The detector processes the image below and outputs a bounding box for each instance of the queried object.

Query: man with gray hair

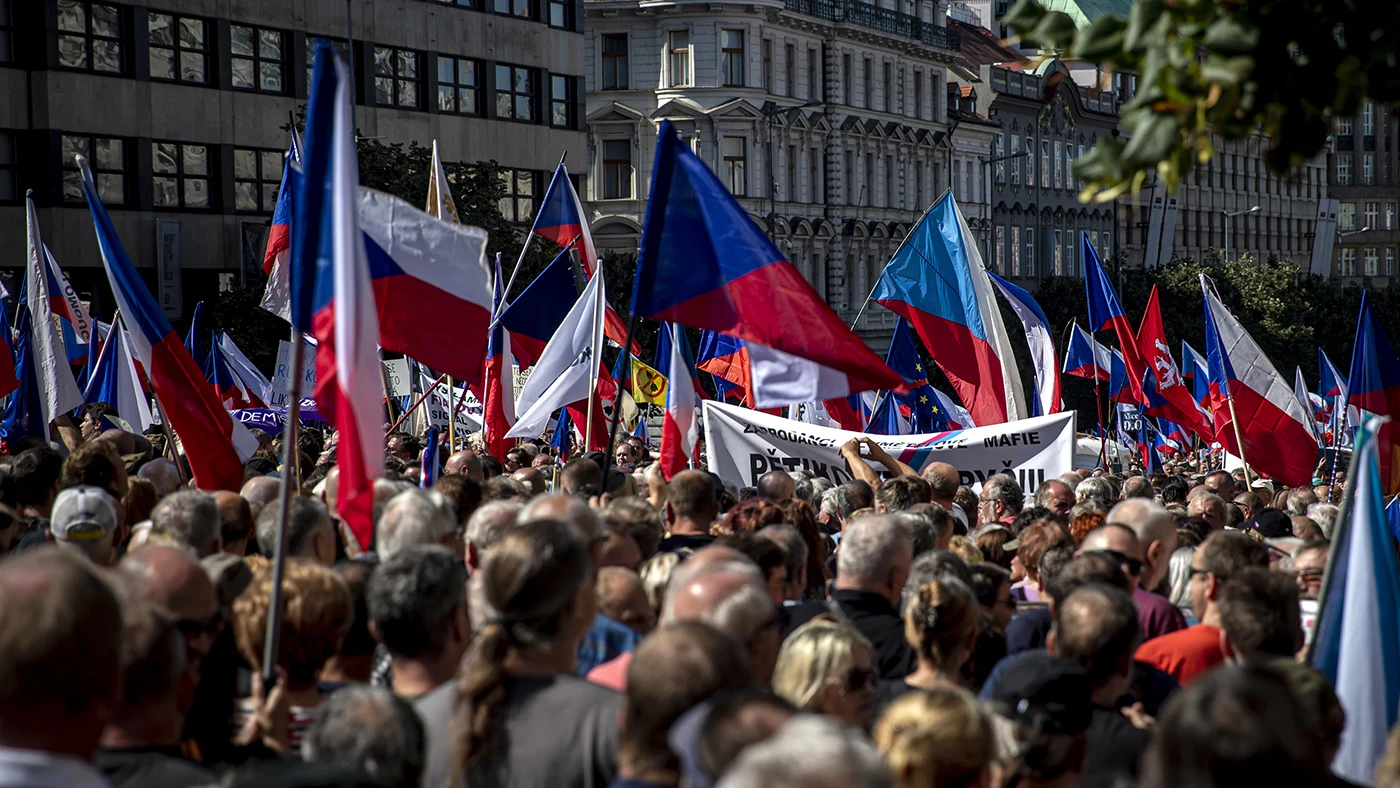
[254,495,336,566]
[588,546,779,690]
[1120,476,1155,501]
[1187,491,1227,532]
[302,685,425,787]
[1034,479,1077,518]
[788,472,814,506]
[376,489,457,562]
[784,513,915,679]
[521,493,604,544]
[716,715,893,788]
[150,490,221,557]
[978,474,1024,527]
[464,500,523,570]
[367,545,469,699]
[1306,502,1340,540]
[1076,476,1114,505]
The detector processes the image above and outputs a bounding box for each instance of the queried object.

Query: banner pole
[497,152,568,306]
[601,311,643,482]
[446,375,456,451]
[583,267,606,452]
[261,324,304,686]
[1224,391,1254,487]
[386,372,448,435]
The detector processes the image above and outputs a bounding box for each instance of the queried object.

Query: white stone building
[581,0,965,347]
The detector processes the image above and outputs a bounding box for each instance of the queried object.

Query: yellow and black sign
[631,358,668,406]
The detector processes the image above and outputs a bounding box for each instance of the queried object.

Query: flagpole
[111,309,186,482]
[1094,372,1107,470]
[262,323,304,686]
[602,312,642,479]
[446,376,456,451]
[487,233,582,335]
[1224,391,1254,487]
[387,371,449,435]
[498,151,567,304]
[848,189,946,329]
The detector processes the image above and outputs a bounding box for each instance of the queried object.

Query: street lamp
[978,150,1030,264]
[1222,205,1260,262]
[762,99,824,241]
[1339,225,1372,238]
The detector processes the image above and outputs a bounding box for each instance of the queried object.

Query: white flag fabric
[112,327,154,432]
[507,267,605,440]
[218,332,274,404]
[24,194,84,425]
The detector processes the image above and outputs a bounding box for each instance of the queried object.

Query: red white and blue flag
[77,160,256,490]
[294,41,385,547]
[24,193,85,427]
[483,253,517,461]
[1346,291,1400,492]
[631,121,897,408]
[260,132,302,322]
[1062,322,1113,381]
[659,322,699,479]
[1201,275,1317,487]
[1084,232,1146,405]
[872,193,1024,425]
[81,320,153,432]
[988,271,1061,417]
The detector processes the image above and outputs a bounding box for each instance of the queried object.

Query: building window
[550,75,574,128]
[807,47,818,100]
[548,0,571,28]
[721,30,744,87]
[437,57,480,115]
[785,43,795,96]
[667,31,690,88]
[1340,202,1357,231]
[373,47,420,108]
[862,57,872,109]
[1363,103,1375,136]
[152,141,210,209]
[57,1,123,73]
[495,64,535,121]
[994,225,1004,274]
[1337,154,1352,185]
[493,0,532,19]
[1387,202,1397,230]
[0,132,14,201]
[1010,134,1020,185]
[1364,154,1375,184]
[601,34,628,90]
[1366,202,1379,231]
[1365,247,1379,276]
[230,25,284,93]
[786,145,797,201]
[808,147,819,203]
[62,135,124,204]
[148,13,206,83]
[1053,229,1063,274]
[1024,226,1035,276]
[1340,247,1356,276]
[913,70,923,120]
[884,156,893,207]
[1337,116,1353,136]
[723,136,747,196]
[842,53,852,104]
[602,139,631,200]
[1053,140,1062,189]
[0,0,11,63]
[763,38,774,92]
[427,0,479,8]
[913,161,922,208]
[844,150,853,203]
[233,148,283,212]
[1388,248,1396,276]
[865,153,873,203]
[1010,226,1020,276]
[882,62,892,112]
[498,169,537,223]
[1025,137,1035,192]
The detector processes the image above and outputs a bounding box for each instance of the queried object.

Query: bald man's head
[119,545,217,624]
[445,451,483,481]
[1106,498,1177,590]
[520,493,603,542]
[137,458,182,497]
[98,428,138,457]
[921,462,959,500]
[511,467,546,497]
[756,472,795,501]
[240,476,281,521]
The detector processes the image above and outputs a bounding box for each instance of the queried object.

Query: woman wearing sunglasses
[772,615,878,730]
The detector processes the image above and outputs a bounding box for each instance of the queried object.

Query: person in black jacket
[782,514,914,681]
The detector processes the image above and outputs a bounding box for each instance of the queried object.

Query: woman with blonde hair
[875,687,995,788]
[875,578,979,713]
[772,614,877,729]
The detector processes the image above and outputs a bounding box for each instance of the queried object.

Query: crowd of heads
[0,417,1394,788]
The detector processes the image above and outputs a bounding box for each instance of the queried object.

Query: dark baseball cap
[1248,507,1293,539]
[987,652,1093,736]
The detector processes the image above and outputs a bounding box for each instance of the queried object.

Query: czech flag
[24,193,85,428]
[1181,340,1214,417]
[419,426,440,488]
[82,320,153,432]
[988,271,1061,417]
[184,301,208,375]
[260,133,301,322]
[498,247,577,370]
[77,161,255,491]
[696,331,753,404]
[1084,232,1146,405]
[531,164,637,354]
[1107,348,1133,403]
[1063,322,1112,381]
[872,193,1024,426]
[1200,275,1318,487]
[659,321,699,479]
[483,253,517,461]
[632,121,897,407]
[295,41,385,547]
[39,244,94,366]
[217,332,274,407]
[1346,291,1400,493]
[1320,347,1358,446]
[0,293,17,399]
[207,337,263,410]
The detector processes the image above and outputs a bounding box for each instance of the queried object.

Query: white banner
[270,340,317,407]
[414,371,483,434]
[384,358,412,398]
[702,401,1075,491]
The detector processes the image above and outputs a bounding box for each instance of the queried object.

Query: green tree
[1004,0,1400,200]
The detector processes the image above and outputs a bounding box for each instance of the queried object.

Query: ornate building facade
[581,0,963,347]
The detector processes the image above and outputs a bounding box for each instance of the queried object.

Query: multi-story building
[582,0,963,348]
[1327,101,1400,284]
[0,0,586,320]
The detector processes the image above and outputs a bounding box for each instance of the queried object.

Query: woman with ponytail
[873,578,979,715]
[417,519,620,788]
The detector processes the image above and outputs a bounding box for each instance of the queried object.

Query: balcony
[784,0,961,51]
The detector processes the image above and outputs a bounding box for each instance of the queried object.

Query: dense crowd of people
[0,407,1394,787]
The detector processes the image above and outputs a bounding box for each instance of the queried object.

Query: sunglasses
[1096,549,1144,577]
[841,667,877,693]
[177,610,226,640]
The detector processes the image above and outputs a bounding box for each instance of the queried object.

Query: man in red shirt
[1135,531,1269,685]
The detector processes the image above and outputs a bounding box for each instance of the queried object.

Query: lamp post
[1222,205,1260,262]
[762,99,823,241]
[978,149,1030,265]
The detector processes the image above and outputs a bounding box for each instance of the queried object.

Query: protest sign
[270,340,317,407]
[702,401,1075,491]
[413,369,483,434]
[384,358,412,398]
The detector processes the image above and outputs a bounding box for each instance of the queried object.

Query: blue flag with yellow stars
[885,318,948,432]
